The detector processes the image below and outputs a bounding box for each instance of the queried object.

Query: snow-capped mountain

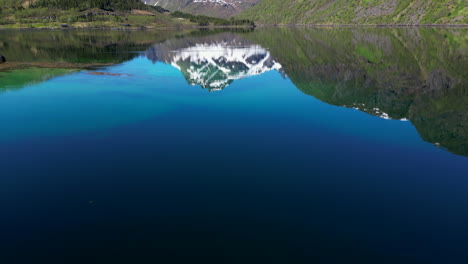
[145,33,282,91]
[143,0,261,18]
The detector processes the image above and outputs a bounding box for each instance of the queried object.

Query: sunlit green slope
[237,0,467,25]
[0,0,182,28]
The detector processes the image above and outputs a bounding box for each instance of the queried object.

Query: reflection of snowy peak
[169,43,281,91]
[144,33,283,91]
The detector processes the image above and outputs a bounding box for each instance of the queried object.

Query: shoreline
[0,25,255,30]
[0,24,466,30]
[0,62,117,71]
[255,24,468,28]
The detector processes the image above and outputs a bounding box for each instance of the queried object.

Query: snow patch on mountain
[144,0,261,18]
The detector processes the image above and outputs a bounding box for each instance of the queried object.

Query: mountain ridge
[236,0,467,25]
[144,0,260,18]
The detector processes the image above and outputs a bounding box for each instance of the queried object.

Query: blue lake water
[0,28,467,263]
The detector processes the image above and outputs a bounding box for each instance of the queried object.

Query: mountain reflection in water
[1,28,468,263]
[142,29,467,157]
[0,28,466,156]
[145,33,282,91]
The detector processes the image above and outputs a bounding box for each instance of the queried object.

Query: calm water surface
[0,28,467,263]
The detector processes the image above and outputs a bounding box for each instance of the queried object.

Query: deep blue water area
[0,28,467,263]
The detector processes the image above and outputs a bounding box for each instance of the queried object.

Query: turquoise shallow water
[0,61,413,141]
[0,59,437,148]
[0,28,467,263]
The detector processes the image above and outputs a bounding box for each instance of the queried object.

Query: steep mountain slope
[144,0,260,18]
[237,0,467,25]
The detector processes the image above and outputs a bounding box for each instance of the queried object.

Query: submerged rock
[0,54,5,64]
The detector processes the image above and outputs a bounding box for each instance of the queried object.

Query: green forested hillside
[0,0,254,28]
[170,11,254,26]
[237,0,467,25]
[32,0,150,11]
[0,0,152,11]
[0,0,187,28]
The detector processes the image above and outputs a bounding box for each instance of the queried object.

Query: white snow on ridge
[193,0,229,6]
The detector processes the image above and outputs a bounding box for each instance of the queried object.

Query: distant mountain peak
[144,0,261,18]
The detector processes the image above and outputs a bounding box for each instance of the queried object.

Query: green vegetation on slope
[0,0,256,28]
[0,0,189,28]
[32,0,150,11]
[237,0,467,25]
[171,11,254,26]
